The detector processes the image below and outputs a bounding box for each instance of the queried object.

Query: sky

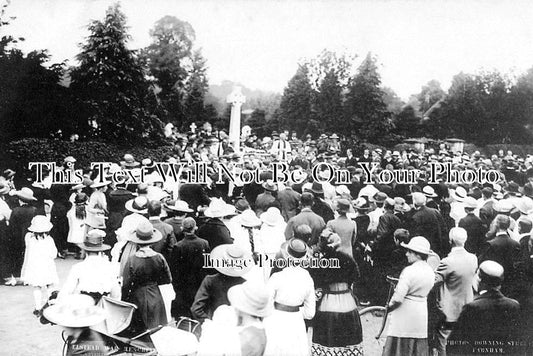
[4,0,533,100]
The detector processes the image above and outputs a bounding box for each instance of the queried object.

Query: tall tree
[0,1,76,141]
[142,16,198,126]
[182,50,209,127]
[417,79,446,114]
[70,3,163,144]
[314,69,344,131]
[279,64,315,136]
[393,105,420,138]
[344,53,394,145]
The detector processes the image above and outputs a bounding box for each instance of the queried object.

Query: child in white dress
[21,215,59,316]
[67,193,88,259]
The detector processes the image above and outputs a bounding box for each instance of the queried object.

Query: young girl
[21,215,59,316]
[67,193,88,259]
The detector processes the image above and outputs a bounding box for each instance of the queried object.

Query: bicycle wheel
[359,306,388,355]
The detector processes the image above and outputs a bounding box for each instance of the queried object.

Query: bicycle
[358,275,399,354]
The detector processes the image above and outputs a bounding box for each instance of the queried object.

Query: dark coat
[479,200,496,228]
[312,197,334,224]
[197,218,233,250]
[150,218,177,263]
[190,273,245,322]
[277,187,301,221]
[9,204,37,273]
[451,289,521,344]
[408,205,449,257]
[374,211,402,264]
[255,192,277,215]
[122,252,172,331]
[459,213,488,256]
[179,184,211,212]
[170,233,210,318]
[106,188,135,242]
[479,233,521,298]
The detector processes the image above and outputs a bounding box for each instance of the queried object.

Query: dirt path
[0,258,75,356]
[1,257,384,355]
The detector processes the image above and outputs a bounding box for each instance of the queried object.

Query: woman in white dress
[264,238,316,356]
[67,193,88,259]
[21,216,59,316]
[382,236,435,356]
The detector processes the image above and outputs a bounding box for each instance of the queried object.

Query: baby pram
[90,297,199,356]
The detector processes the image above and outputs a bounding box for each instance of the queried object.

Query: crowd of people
[1,129,533,356]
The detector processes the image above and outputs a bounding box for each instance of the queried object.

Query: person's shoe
[57,252,65,259]
[359,300,371,306]
[5,276,17,286]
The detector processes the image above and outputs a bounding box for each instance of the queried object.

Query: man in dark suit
[516,218,533,339]
[170,218,210,319]
[179,183,211,213]
[478,187,496,228]
[479,214,521,298]
[106,182,135,246]
[285,192,325,245]
[408,192,449,257]
[277,182,301,222]
[197,200,233,250]
[459,197,487,256]
[255,181,278,216]
[449,261,522,356]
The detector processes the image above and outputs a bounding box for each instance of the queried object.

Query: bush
[5,138,176,181]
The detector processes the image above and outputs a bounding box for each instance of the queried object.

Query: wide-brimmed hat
[228,280,273,318]
[394,197,411,213]
[3,169,16,179]
[239,209,262,227]
[422,186,438,198]
[336,198,351,213]
[164,200,193,213]
[121,154,140,168]
[329,133,339,139]
[204,199,236,218]
[516,198,533,215]
[0,182,10,195]
[28,215,53,233]
[63,156,77,164]
[353,197,371,211]
[125,196,149,214]
[90,179,111,189]
[210,244,253,277]
[260,207,284,226]
[401,236,432,255]
[310,182,323,194]
[82,229,111,251]
[43,294,106,328]
[14,187,37,202]
[335,185,350,196]
[262,180,278,192]
[451,186,467,202]
[463,196,478,210]
[494,199,514,213]
[129,219,163,245]
[234,199,251,213]
[280,238,311,260]
[370,192,388,203]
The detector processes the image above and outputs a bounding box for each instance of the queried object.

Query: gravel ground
[1,257,384,356]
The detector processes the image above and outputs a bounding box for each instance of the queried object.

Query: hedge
[3,138,176,180]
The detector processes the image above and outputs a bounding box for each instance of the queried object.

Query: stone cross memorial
[226,86,246,152]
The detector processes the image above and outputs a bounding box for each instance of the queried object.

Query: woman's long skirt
[312,282,363,356]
